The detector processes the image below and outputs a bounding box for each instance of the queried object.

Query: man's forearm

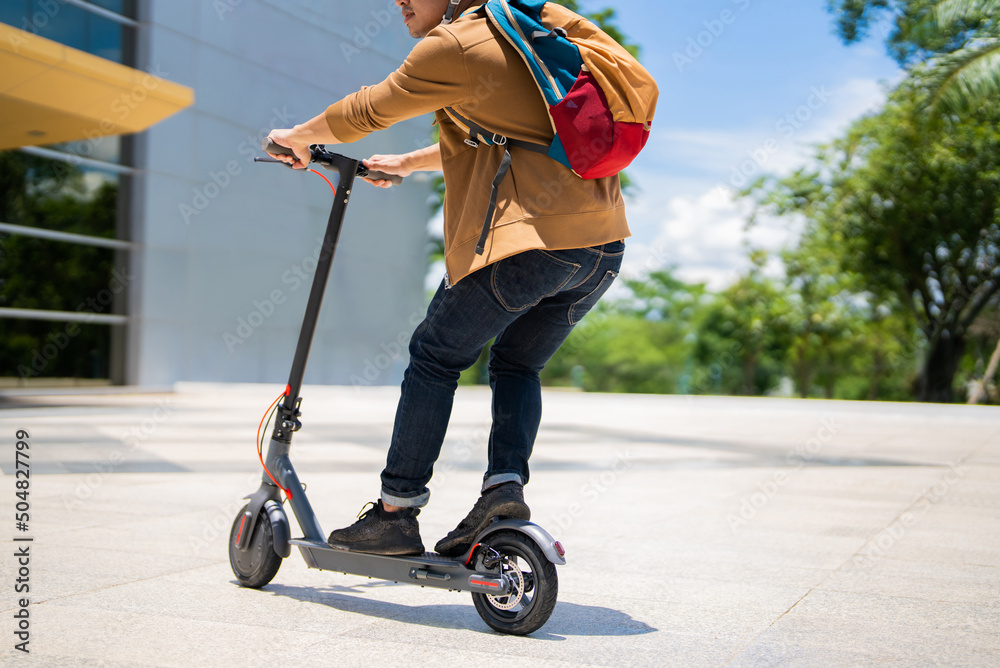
[267,112,342,168]
[269,113,442,178]
[402,143,442,172]
[359,143,442,187]
[288,112,342,147]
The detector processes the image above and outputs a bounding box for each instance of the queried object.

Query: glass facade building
[1,1,430,388]
[1,1,139,386]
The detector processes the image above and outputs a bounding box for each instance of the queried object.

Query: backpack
[443,0,659,254]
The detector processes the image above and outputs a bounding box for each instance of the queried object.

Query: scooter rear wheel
[472,530,558,635]
[229,504,282,588]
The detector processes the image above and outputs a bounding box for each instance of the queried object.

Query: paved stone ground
[0,383,997,666]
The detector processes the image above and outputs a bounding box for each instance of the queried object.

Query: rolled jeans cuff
[380,487,430,509]
[482,472,524,492]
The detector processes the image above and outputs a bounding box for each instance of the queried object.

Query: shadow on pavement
[254,581,657,638]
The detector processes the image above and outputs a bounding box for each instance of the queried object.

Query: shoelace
[354,501,377,523]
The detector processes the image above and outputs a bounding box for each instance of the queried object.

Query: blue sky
[577,0,905,288]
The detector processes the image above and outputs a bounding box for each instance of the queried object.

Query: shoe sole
[327,540,425,557]
[435,499,531,556]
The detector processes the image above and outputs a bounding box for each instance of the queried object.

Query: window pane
[0,235,119,312]
[0,1,131,386]
[0,318,114,384]
[46,135,124,166]
[0,3,30,28]
[0,3,133,65]
[30,2,91,52]
[0,151,120,238]
[87,5,125,62]
[0,150,123,385]
[83,0,134,19]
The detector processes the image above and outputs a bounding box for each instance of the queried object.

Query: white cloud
[622,186,802,291]
[646,78,890,189]
[622,76,892,290]
[783,77,893,152]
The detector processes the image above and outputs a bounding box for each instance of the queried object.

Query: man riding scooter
[266,0,641,557]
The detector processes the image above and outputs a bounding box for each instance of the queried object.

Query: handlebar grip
[261,138,299,159]
[358,165,404,186]
[259,137,404,185]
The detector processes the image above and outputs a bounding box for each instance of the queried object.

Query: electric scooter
[228,139,566,635]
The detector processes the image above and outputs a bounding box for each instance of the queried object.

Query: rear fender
[472,519,566,565]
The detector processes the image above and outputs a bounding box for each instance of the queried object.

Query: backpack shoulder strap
[444,107,546,255]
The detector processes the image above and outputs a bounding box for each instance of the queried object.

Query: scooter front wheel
[472,530,558,635]
[229,504,282,588]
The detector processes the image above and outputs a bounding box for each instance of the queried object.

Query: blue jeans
[380,240,625,508]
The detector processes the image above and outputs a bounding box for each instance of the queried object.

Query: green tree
[779,238,920,400]
[777,242,857,399]
[541,310,687,393]
[829,0,1000,114]
[541,268,703,393]
[749,85,1000,402]
[693,252,787,396]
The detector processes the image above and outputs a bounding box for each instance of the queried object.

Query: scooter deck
[290,539,509,595]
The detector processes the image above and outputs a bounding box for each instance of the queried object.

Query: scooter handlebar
[258,138,404,186]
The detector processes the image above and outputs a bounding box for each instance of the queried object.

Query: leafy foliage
[691,253,786,396]
[829,0,1000,114]
[919,36,1000,114]
[541,269,701,393]
[746,84,1000,401]
[535,254,923,400]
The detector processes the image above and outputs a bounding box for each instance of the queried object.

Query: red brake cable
[307,168,337,194]
[257,390,293,499]
[254,168,336,499]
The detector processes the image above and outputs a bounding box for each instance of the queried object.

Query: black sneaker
[434,482,530,557]
[327,500,425,556]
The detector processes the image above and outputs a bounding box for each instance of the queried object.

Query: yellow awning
[0,23,194,150]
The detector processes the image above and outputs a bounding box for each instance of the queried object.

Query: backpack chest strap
[445,107,547,154]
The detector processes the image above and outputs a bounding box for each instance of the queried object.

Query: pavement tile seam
[336,622,660,666]
[37,594,374,648]
[33,538,221,563]
[0,651,168,668]
[840,553,1000,572]
[317,637,610,668]
[814,586,1000,609]
[29,558,226,607]
[739,596,1000,660]
[723,583,904,665]
[834,469,981,557]
[7,609,343,667]
[34,561,496,634]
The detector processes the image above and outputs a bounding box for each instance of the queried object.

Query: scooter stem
[273,152,360,443]
[252,152,360,543]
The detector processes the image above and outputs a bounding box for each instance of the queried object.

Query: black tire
[229,504,282,588]
[472,530,558,635]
